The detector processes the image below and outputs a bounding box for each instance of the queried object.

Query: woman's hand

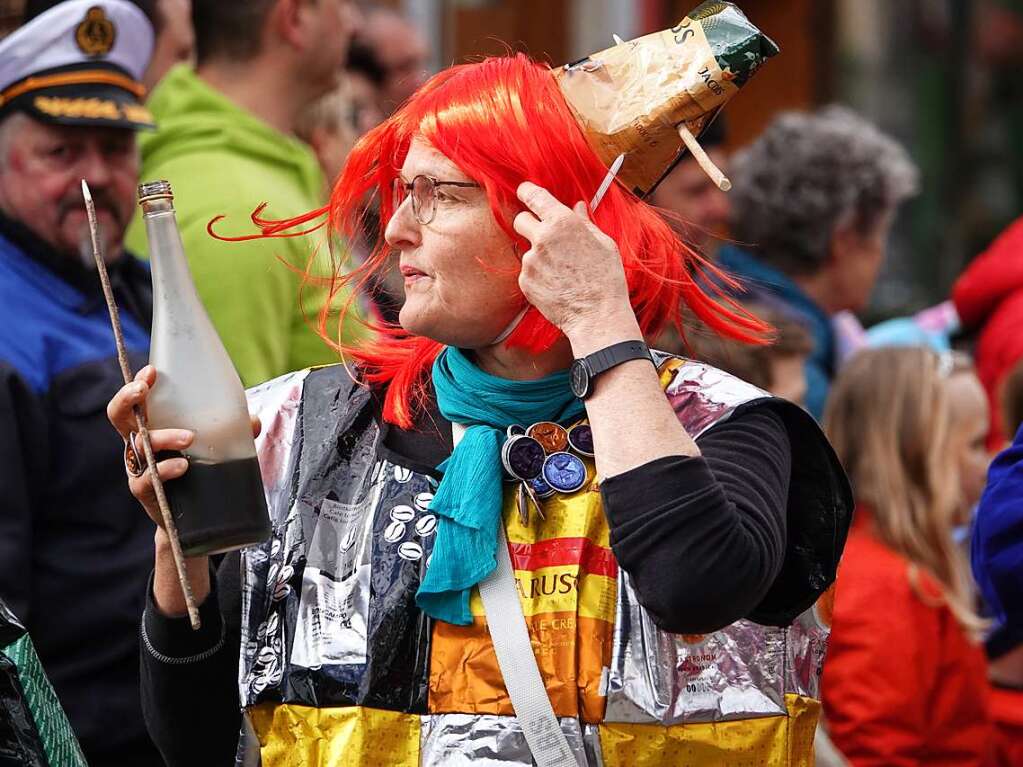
[512,182,636,342]
[107,366,262,529]
[107,365,194,529]
[513,183,698,477]
[106,365,261,617]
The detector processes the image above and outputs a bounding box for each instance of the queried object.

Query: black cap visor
[4,81,154,131]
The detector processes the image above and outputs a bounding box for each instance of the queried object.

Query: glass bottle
[138,180,270,556]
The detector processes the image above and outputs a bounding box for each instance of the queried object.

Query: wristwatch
[569,340,655,399]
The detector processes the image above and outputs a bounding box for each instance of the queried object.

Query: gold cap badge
[75,6,116,57]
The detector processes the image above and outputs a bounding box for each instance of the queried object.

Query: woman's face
[384,139,524,347]
[946,370,991,511]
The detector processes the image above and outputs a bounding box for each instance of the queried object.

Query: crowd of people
[0,1,1021,766]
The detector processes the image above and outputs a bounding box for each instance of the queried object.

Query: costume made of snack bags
[234,354,849,766]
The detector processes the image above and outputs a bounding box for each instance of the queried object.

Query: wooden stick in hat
[677,124,732,192]
[81,180,201,630]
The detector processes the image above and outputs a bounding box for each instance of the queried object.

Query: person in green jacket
[126,0,369,386]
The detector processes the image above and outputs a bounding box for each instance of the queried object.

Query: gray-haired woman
[721,105,919,418]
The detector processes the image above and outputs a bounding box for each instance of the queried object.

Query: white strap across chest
[451,423,580,767]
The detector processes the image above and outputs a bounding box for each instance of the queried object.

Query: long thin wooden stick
[677,124,732,192]
[589,152,626,211]
[82,180,200,630]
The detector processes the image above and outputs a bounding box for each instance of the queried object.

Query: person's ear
[270,0,308,51]
[308,125,329,156]
[828,218,860,268]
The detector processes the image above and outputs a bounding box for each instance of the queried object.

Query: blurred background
[1,0,1020,319]
[1,5,1020,762]
[369,0,1023,320]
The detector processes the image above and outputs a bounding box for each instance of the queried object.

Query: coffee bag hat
[553,0,778,196]
[0,0,155,130]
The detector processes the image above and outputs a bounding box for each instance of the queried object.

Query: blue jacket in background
[972,424,1023,638]
[0,213,162,766]
[717,245,835,420]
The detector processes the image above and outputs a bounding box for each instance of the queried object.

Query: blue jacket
[0,214,162,766]
[972,424,1023,640]
[718,245,835,420]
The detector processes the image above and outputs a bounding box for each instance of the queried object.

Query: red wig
[226,54,767,428]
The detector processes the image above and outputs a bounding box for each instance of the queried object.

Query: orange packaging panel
[430,612,613,723]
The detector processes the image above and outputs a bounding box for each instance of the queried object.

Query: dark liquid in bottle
[164,456,271,556]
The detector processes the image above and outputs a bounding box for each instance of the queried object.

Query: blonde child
[821,346,994,766]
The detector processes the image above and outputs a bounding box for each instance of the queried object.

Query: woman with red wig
[109,53,851,766]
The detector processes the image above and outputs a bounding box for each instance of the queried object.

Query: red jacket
[822,510,995,766]
[953,216,1023,449]
[990,685,1023,767]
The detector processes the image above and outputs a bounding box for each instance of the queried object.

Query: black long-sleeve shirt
[141,390,794,765]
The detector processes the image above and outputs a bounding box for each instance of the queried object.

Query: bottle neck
[142,202,204,314]
[140,196,174,216]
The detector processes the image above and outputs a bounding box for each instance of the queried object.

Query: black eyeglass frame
[392,175,481,225]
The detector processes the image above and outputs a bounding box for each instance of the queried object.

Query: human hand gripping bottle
[138,180,270,555]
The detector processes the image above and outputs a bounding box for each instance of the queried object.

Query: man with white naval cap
[0,2,164,763]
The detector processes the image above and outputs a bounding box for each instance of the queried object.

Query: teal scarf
[415,346,585,625]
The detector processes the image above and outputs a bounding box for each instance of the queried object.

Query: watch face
[569,360,589,398]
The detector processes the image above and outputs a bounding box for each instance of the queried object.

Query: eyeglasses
[392,175,480,225]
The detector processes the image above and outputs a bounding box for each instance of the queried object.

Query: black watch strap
[585,339,653,376]
[572,340,654,398]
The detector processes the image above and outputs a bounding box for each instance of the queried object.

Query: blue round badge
[542,452,587,494]
[529,475,557,499]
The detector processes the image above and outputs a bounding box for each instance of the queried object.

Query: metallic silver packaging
[420,714,598,766]
[231,358,845,765]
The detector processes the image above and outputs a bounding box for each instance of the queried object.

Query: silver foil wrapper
[247,370,309,522]
[240,370,309,698]
[785,604,830,700]
[420,714,603,767]
[240,364,436,712]
[661,356,770,438]
[604,357,815,726]
[232,357,836,764]
[605,570,787,724]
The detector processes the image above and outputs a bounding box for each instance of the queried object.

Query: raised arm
[106,364,249,764]
[512,181,700,478]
